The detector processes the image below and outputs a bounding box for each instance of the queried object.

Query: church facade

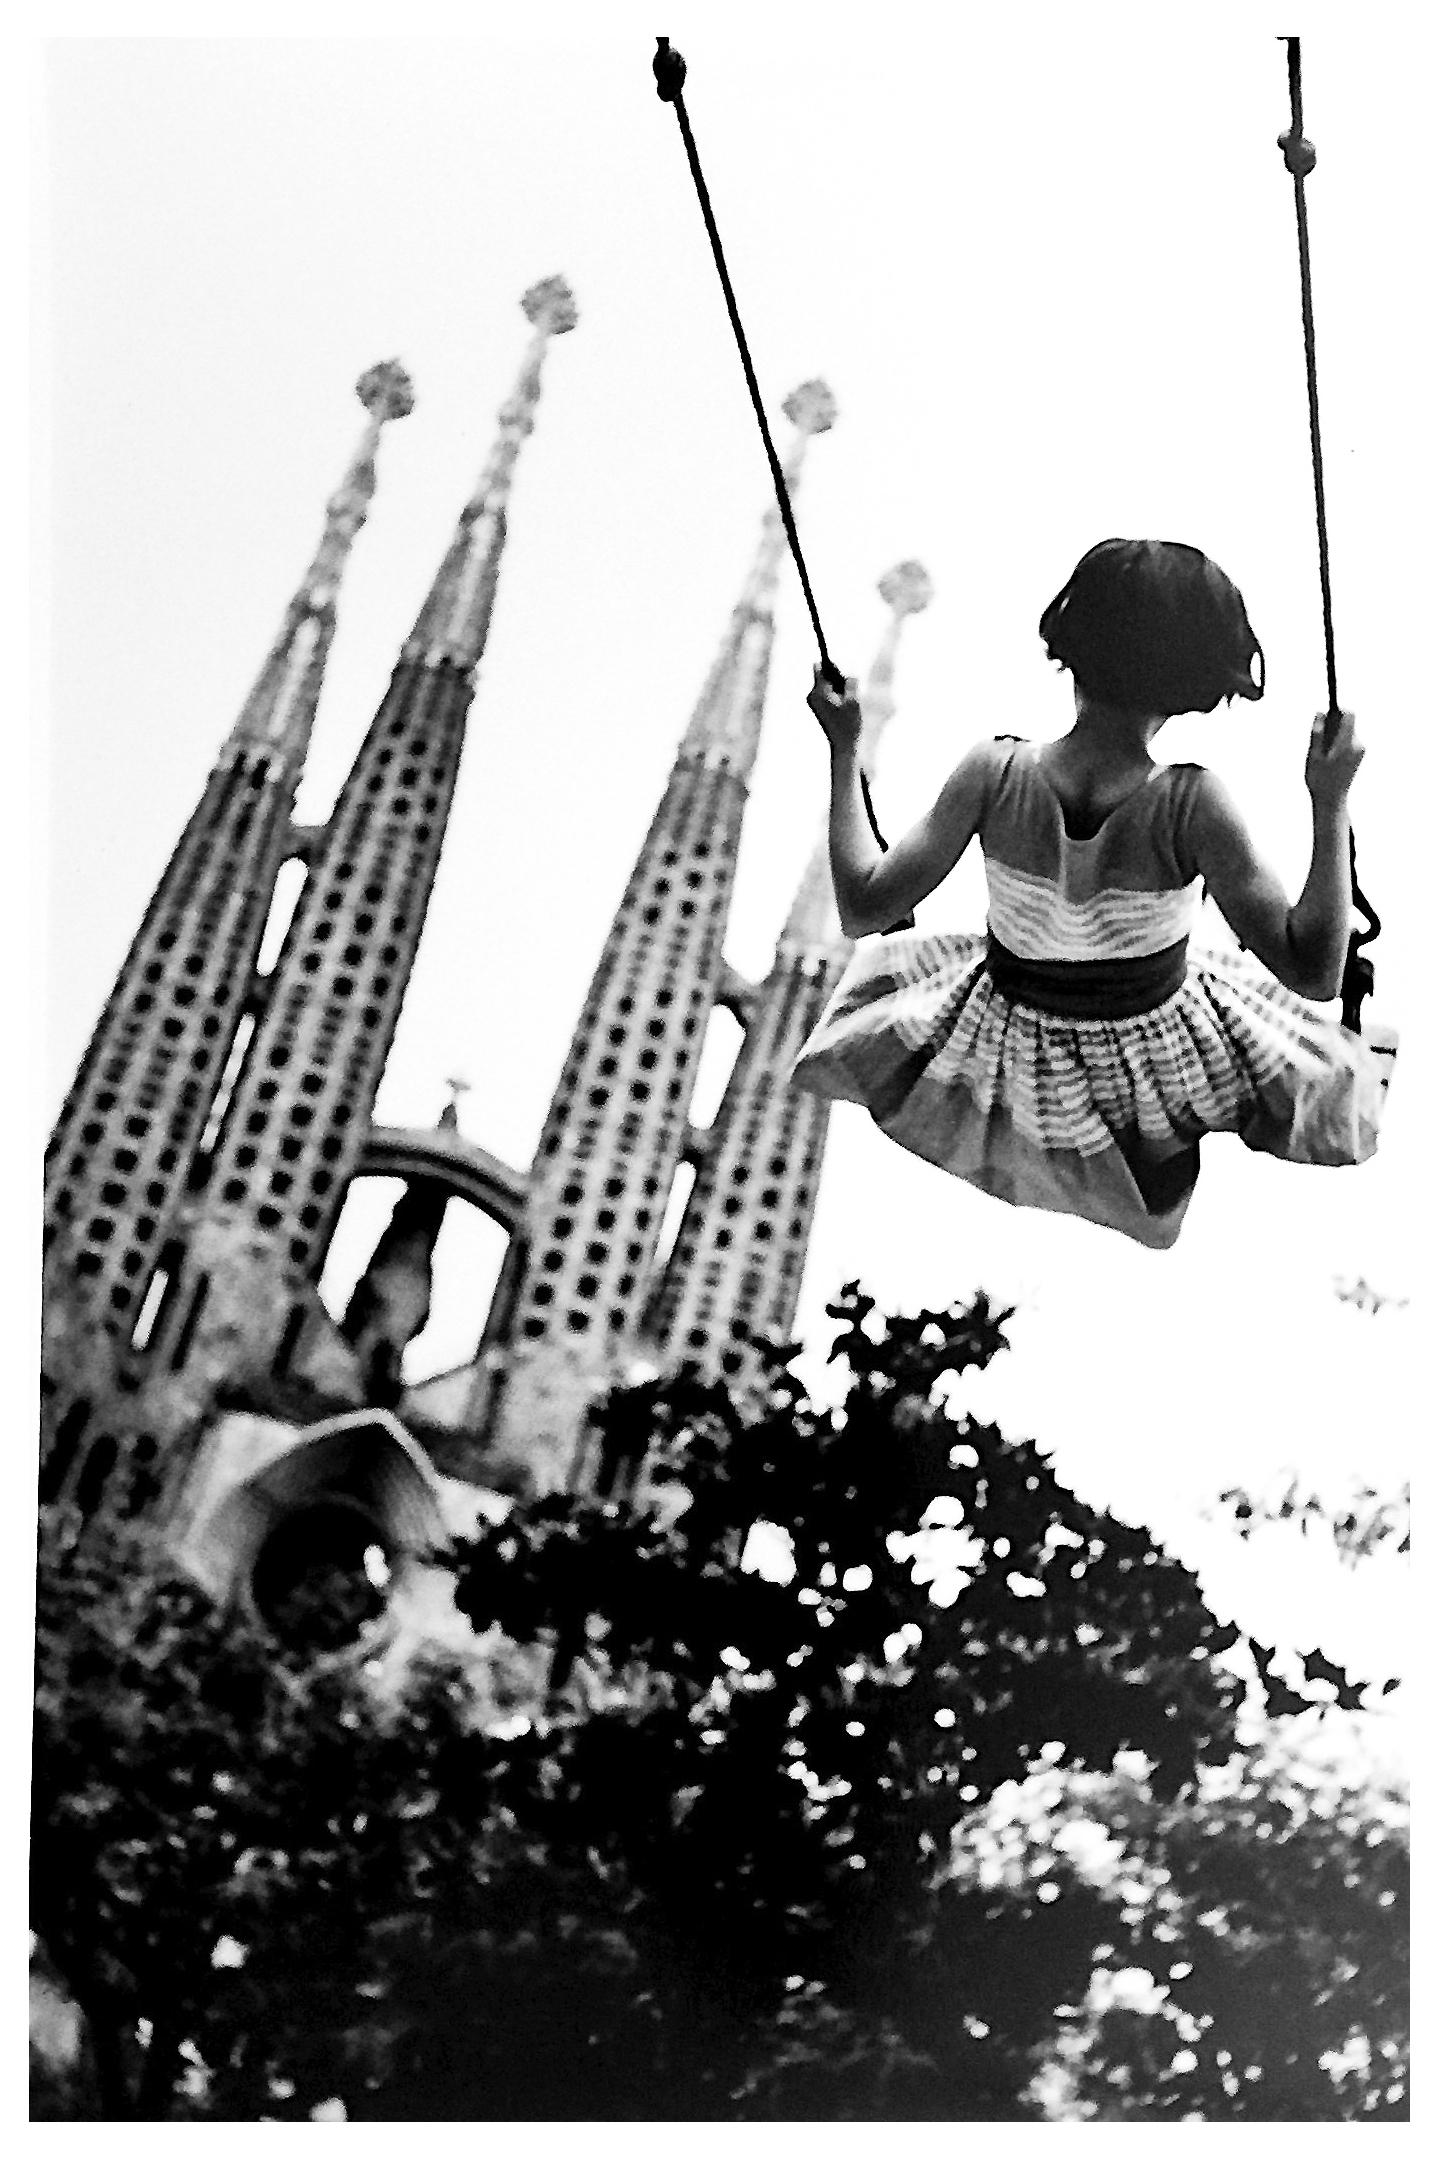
[40,278,931,1613]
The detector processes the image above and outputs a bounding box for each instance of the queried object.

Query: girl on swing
[792,537,1395,1248]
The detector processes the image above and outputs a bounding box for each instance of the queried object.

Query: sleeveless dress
[790,737,1395,1249]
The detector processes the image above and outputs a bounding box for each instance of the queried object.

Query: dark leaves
[32,1286,1403,2121]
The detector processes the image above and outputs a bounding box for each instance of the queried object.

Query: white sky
[27,2,1437,1711]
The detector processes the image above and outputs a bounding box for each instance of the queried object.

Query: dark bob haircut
[1039,538,1264,716]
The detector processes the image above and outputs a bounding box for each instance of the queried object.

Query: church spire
[228,361,415,760]
[148,285,578,1455]
[404,277,577,673]
[41,365,411,1477]
[678,380,836,777]
[481,385,837,1491]
[645,563,933,1396]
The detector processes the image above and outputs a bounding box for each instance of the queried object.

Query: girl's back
[977,736,1203,965]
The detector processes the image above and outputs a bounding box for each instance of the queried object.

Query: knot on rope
[1278,129,1317,178]
[1341,853,1381,1033]
[1341,948,1375,1035]
[653,37,687,103]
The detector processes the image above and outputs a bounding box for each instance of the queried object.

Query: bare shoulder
[1179,765,1277,892]
[931,737,1009,829]
[943,734,1021,793]
[1160,764,1243,885]
[1183,764,1248,841]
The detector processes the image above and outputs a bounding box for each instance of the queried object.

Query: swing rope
[652,34,907,911]
[653,37,840,692]
[1277,36,1379,1032]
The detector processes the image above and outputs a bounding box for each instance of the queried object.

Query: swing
[654,33,1382,1027]
[1276,38,1380,1034]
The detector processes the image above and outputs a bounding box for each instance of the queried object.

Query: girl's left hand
[1305,709,1364,807]
[807,667,863,752]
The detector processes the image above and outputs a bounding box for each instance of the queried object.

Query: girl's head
[1039,539,1264,716]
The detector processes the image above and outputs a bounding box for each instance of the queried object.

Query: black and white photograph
[23,0,1428,2124]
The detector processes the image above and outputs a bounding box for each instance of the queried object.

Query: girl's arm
[1187,710,1364,1000]
[809,671,992,937]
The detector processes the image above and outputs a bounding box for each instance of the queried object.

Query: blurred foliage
[1209,1474,1410,1567]
[31,1505,494,2120]
[951,1743,1407,2122]
[31,1285,1406,2120]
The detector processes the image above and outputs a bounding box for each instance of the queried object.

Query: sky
[27,2,1436,1729]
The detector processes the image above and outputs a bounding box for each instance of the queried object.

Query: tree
[1009,1741,1408,2120]
[31,1284,1403,2120]
[30,1506,497,2119]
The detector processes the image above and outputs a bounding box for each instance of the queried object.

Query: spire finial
[780,560,932,952]
[357,359,418,423]
[521,276,579,337]
[742,380,838,604]
[861,558,933,762]
[229,361,414,756]
[404,279,579,671]
[298,361,416,609]
[782,379,837,436]
[878,559,934,618]
[680,379,838,773]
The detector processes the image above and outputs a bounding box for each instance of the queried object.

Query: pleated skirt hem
[790,930,1395,1250]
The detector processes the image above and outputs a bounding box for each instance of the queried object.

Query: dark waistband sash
[986,934,1189,1019]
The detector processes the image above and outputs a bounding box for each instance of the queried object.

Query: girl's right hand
[807,666,863,753]
[1305,709,1364,807]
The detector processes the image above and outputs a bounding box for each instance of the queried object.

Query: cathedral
[40,277,931,1625]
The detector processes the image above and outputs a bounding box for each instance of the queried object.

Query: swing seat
[1361,1022,1399,1098]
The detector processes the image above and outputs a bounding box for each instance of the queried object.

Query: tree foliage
[952,1744,1407,2121]
[31,1508,493,2119]
[31,1285,1406,2120]
[1209,1474,1410,1567]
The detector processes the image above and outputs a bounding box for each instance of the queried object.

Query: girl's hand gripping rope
[1304,708,1364,809]
[807,665,864,755]
[809,666,919,934]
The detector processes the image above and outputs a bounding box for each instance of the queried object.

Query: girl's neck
[1064,692,1168,765]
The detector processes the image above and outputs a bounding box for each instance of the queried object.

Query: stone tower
[40,362,414,1500]
[644,562,933,1396]
[144,281,578,1464]
[481,383,837,1490]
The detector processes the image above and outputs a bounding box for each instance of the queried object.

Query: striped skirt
[789,930,1396,1249]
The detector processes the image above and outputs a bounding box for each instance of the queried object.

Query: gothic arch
[358,1125,528,1233]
